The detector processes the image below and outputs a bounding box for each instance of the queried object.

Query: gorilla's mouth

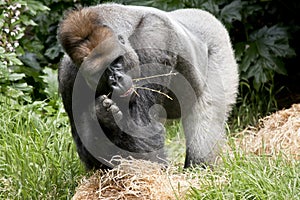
[120,87,134,98]
[110,75,134,98]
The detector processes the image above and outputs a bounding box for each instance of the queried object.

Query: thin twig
[131,87,140,97]
[132,72,178,82]
[134,86,173,100]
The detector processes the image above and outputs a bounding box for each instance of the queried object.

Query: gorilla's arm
[58,56,107,170]
[59,56,166,170]
[95,94,166,154]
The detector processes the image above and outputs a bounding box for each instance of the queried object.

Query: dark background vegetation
[1,0,299,129]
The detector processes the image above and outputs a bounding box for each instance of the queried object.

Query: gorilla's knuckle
[99,95,108,102]
[102,99,114,108]
[108,105,119,113]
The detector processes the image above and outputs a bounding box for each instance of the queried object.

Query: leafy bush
[0,0,49,102]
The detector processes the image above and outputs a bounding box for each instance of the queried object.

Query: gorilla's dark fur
[58,3,239,170]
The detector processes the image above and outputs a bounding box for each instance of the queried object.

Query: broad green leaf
[255,38,271,59]
[25,0,50,16]
[250,25,295,58]
[0,47,5,54]
[8,56,23,66]
[220,0,243,23]
[243,4,262,17]
[6,86,24,99]
[45,46,61,60]
[40,67,58,99]
[240,43,258,72]
[242,24,295,88]
[0,18,4,28]
[270,57,287,75]
[234,42,245,62]
[20,53,41,70]
[246,62,262,80]
[8,73,26,81]
[205,2,219,15]
[14,83,33,92]
[271,39,296,57]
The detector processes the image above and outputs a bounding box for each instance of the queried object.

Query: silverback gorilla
[58,3,239,170]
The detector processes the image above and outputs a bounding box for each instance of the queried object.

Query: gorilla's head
[79,34,135,98]
[58,10,139,98]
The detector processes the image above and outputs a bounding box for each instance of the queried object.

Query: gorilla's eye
[111,56,123,67]
[112,63,122,71]
[106,56,124,75]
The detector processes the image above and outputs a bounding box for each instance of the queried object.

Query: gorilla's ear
[58,8,113,65]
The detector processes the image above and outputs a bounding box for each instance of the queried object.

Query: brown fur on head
[58,8,113,65]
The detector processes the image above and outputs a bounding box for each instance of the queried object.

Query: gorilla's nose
[109,72,123,85]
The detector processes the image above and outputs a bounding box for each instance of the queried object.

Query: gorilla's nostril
[109,76,114,81]
[116,75,123,81]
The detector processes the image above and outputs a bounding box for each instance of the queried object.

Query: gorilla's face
[104,56,133,97]
[79,33,135,98]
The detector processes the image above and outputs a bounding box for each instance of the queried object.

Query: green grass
[165,122,300,199]
[228,79,280,133]
[1,94,299,199]
[0,95,84,199]
[187,149,300,199]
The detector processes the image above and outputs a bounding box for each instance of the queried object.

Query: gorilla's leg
[182,100,226,168]
[58,57,109,170]
[69,124,109,170]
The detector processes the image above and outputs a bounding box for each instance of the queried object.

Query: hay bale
[236,104,300,159]
[72,158,199,200]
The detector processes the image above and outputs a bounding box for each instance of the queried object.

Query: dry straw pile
[236,103,300,160]
[72,158,200,200]
[72,104,300,199]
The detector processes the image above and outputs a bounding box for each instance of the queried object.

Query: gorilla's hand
[95,95,123,125]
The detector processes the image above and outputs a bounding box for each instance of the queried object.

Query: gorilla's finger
[99,95,108,103]
[108,105,120,113]
[102,98,114,108]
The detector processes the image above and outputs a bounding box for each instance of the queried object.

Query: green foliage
[23,0,73,65]
[0,56,32,103]
[236,25,295,90]
[228,78,281,132]
[39,67,61,115]
[40,67,59,100]
[18,0,70,100]
[0,0,49,102]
